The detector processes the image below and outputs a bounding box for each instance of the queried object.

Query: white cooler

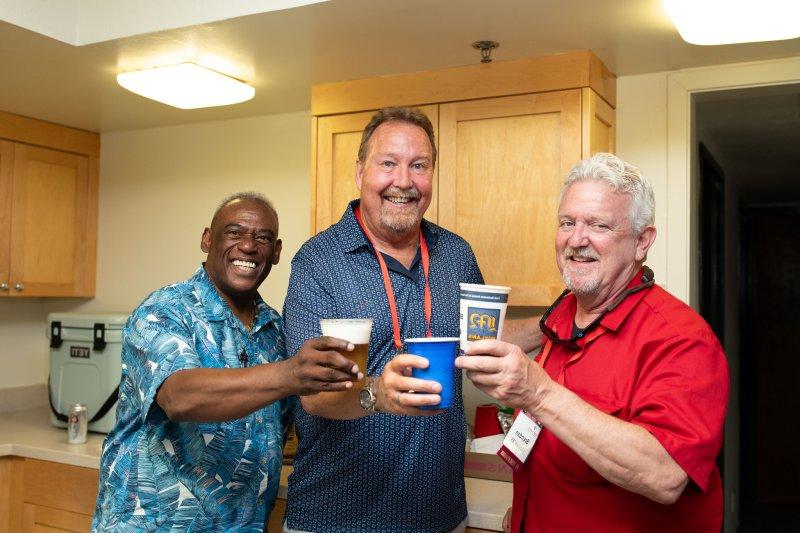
[47,312,129,434]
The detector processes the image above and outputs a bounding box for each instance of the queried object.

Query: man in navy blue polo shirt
[283,107,483,532]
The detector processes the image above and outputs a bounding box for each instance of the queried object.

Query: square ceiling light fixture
[663,0,800,45]
[117,63,255,109]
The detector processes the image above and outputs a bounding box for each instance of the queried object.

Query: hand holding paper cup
[406,337,460,409]
[459,283,511,349]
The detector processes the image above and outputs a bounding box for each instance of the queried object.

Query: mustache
[383,186,421,200]
[564,246,599,261]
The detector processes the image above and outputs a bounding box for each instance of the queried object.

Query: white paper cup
[459,283,511,348]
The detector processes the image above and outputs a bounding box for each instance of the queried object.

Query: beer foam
[320,319,372,343]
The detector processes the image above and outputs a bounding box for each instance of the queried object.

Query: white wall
[0,110,311,389]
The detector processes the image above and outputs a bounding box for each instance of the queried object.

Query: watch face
[359,387,374,410]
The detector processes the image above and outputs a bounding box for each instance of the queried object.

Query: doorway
[740,206,800,531]
[695,83,800,532]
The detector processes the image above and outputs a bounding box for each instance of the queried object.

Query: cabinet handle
[0,283,8,291]
[13,283,24,291]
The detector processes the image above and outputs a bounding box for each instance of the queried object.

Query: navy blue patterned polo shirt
[283,201,483,532]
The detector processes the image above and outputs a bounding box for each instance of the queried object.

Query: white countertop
[0,407,510,531]
[0,407,104,469]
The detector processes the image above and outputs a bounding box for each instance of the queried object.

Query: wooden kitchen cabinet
[310,51,615,306]
[0,456,99,532]
[438,90,581,305]
[0,111,99,298]
[266,497,286,533]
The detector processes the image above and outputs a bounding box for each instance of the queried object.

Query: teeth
[385,196,412,204]
[232,260,256,269]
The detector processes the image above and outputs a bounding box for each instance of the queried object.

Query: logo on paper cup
[467,307,501,341]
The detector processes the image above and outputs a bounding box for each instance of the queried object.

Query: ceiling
[1,0,799,133]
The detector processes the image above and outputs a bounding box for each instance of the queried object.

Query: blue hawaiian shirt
[92,266,290,532]
[283,201,484,532]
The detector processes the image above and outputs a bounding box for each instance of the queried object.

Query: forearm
[501,317,543,353]
[530,384,688,504]
[157,363,291,423]
[300,386,368,420]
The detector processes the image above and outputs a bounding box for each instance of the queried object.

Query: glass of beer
[319,318,372,378]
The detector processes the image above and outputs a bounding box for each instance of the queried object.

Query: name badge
[497,411,543,471]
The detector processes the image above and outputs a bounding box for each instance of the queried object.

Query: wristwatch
[359,377,378,413]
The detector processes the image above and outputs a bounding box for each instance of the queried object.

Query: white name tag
[497,411,543,471]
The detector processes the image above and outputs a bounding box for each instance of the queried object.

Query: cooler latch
[49,321,63,349]
[93,323,107,351]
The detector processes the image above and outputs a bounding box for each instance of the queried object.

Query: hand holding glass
[319,319,372,378]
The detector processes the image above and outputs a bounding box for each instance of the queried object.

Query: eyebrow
[373,151,432,160]
[223,223,275,234]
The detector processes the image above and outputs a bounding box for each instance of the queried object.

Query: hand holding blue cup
[405,337,460,410]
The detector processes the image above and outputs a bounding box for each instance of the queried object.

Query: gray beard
[379,206,422,234]
[562,269,601,296]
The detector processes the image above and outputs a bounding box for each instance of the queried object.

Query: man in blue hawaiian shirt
[92,192,361,532]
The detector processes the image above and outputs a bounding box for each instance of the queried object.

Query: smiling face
[201,199,282,308]
[556,180,655,308]
[355,121,434,244]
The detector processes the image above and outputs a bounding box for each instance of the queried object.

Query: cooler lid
[47,312,128,329]
[47,312,129,336]
[47,312,129,346]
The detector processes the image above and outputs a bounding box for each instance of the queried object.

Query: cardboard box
[464,451,513,482]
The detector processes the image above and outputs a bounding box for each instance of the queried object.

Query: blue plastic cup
[405,337,461,410]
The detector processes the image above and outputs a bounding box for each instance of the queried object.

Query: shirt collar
[336,199,439,254]
[191,265,281,331]
[546,267,651,334]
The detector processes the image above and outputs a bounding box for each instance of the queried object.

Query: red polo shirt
[511,274,729,532]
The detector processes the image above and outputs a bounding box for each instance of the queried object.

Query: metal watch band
[359,377,377,413]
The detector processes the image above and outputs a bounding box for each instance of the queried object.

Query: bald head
[210,192,278,232]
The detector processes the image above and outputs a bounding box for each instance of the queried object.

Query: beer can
[67,403,88,444]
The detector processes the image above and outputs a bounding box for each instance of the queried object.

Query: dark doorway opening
[697,143,726,485]
[698,143,725,343]
[739,205,800,532]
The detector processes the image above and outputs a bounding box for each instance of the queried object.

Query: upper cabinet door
[582,88,616,157]
[8,144,94,297]
[0,140,12,294]
[313,105,438,234]
[438,90,582,306]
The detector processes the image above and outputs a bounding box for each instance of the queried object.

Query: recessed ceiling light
[116,63,255,109]
[663,0,800,45]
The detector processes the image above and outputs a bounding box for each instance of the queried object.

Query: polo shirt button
[256,416,263,423]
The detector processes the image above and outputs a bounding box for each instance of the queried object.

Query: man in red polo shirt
[457,153,728,532]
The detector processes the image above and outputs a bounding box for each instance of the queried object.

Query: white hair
[560,153,655,235]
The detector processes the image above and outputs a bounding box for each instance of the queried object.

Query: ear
[201,228,212,253]
[272,239,283,265]
[634,225,657,262]
[355,160,364,191]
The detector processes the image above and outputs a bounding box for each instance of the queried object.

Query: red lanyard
[354,206,432,350]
